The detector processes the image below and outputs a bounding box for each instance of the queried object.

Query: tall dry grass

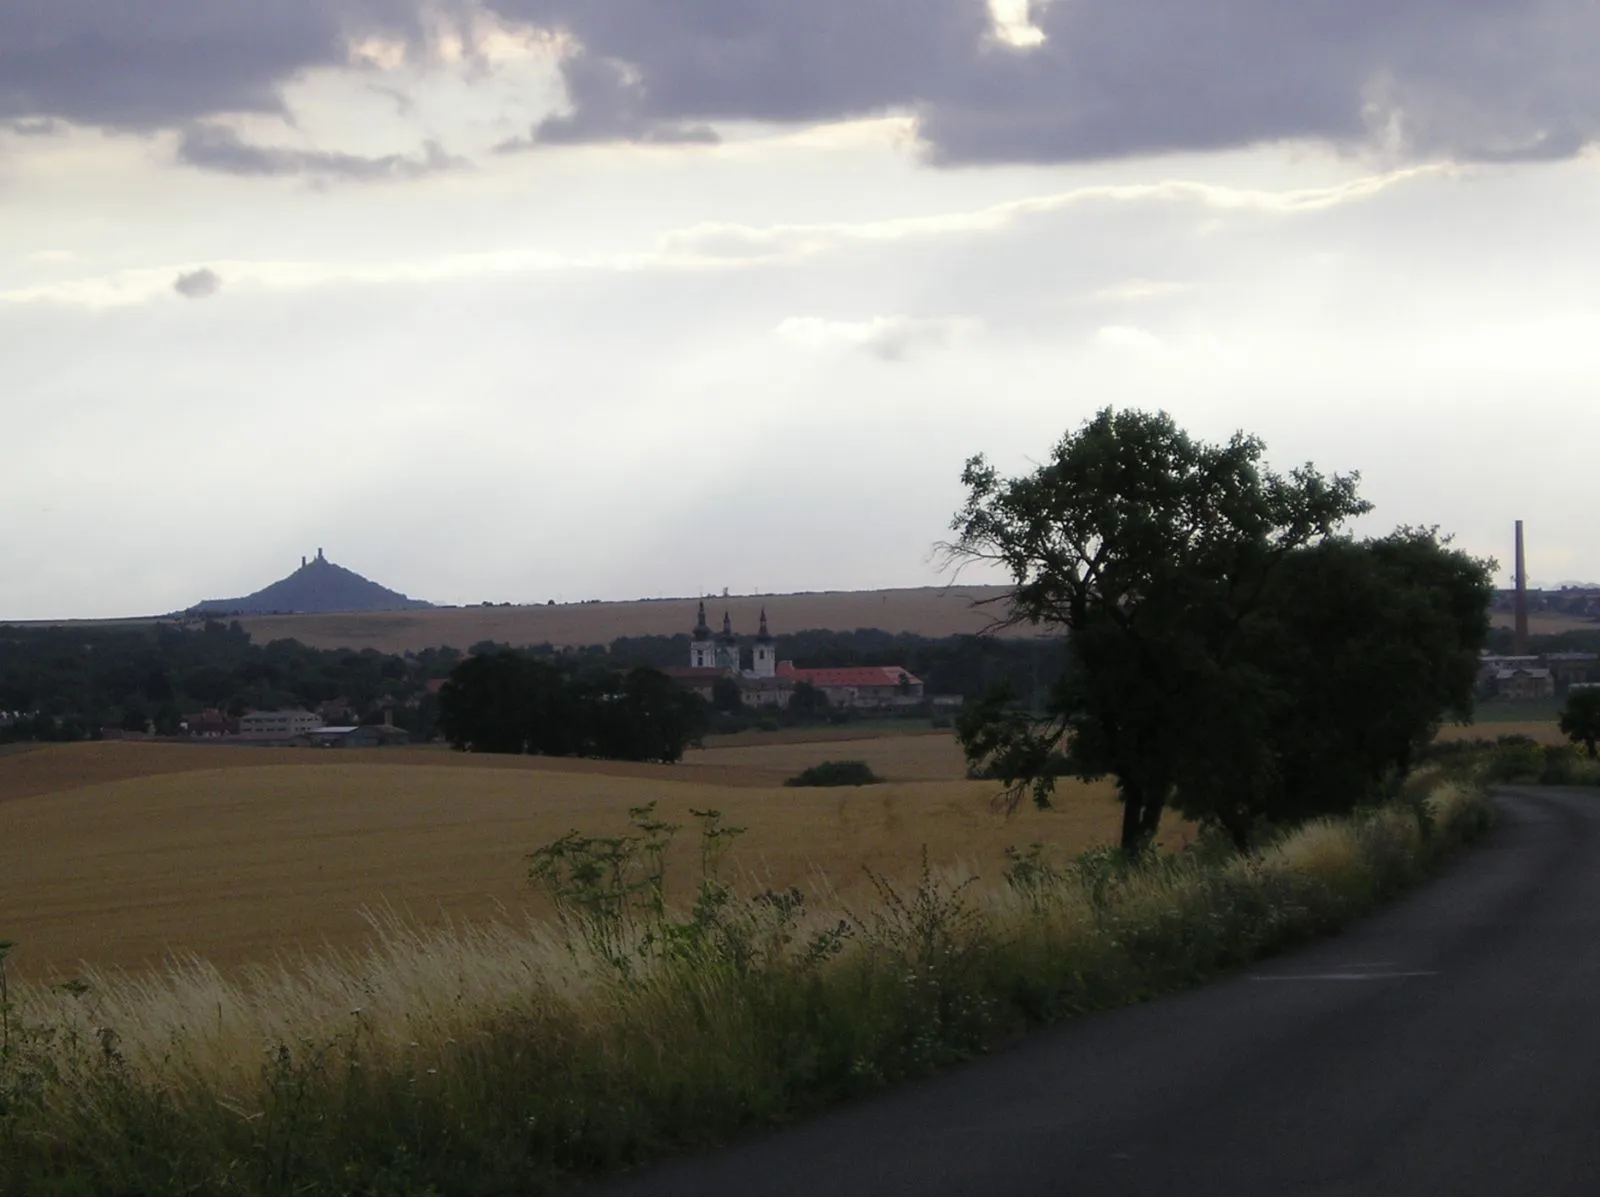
[0,781,1493,1197]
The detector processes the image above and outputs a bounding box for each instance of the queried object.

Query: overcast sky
[3,0,1597,619]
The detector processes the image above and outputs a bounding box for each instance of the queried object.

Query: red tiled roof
[778,665,921,688]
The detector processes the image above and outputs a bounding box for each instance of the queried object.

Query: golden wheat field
[1435,720,1565,745]
[1488,610,1599,635]
[0,735,1169,980]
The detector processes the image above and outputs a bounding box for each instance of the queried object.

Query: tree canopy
[950,408,1490,852]
[1559,688,1600,760]
[437,652,710,763]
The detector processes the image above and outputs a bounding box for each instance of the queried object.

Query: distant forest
[0,620,1070,743]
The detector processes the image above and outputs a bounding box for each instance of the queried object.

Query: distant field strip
[233,586,1018,651]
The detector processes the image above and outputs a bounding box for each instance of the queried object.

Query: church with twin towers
[687,601,778,678]
[671,600,929,711]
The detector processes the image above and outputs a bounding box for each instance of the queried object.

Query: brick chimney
[1514,520,1529,656]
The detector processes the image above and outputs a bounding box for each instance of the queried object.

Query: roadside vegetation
[1425,689,1600,787]
[0,779,1489,1197]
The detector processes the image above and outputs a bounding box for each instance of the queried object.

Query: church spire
[693,600,712,639]
[756,607,773,643]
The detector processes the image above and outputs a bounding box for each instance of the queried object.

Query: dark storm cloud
[487,0,990,127]
[487,0,1600,163]
[173,268,222,299]
[496,53,718,150]
[0,0,427,129]
[177,125,468,180]
[5,118,61,136]
[919,0,1600,164]
[4,0,1599,164]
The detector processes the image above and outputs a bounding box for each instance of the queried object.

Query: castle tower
[714,610,741,672]
[690,600,715,668]
[752,608,776,678]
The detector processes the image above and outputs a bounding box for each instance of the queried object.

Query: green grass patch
[0,781,1493,1197]
[1470,698,1565,724]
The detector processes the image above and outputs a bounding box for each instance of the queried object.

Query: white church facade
[688,601,778,677]
[668,602,925,710]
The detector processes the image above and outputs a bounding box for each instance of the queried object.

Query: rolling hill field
[226,586,1020,653]
[21,585,1589,655]
[0,734,1166,979]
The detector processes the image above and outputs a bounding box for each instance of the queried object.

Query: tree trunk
[1119,779,1166,856]
[1218,807,1252,852]
[1119,792,1144,855]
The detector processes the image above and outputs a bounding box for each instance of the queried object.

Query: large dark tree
[948,408,1370,854]
[1185,528,1493,846]
[1559,688,1600,760]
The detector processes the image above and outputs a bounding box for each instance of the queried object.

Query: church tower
[690,600,715,668]
[714,610,741,672]
[752,608,776,678]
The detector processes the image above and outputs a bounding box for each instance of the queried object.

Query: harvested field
[0,741,780,808]
[687,730,968,782]
[228,586,1019,653]
[0,738,1175,979]
[1436,720,1565,746]
[1488,610,1598,635]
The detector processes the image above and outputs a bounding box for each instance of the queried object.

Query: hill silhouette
[188,550,432,616]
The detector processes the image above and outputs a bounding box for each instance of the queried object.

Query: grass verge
[0,778,1492,1197]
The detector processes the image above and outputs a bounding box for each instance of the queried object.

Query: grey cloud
[487,0,1600,164]
[6,0,1599,166]
[0,0,429,130]
[495,53,717,151]
[5,118,61,136]
[173,268,223,299]
[177,125,469,181]
[487,0,988,126]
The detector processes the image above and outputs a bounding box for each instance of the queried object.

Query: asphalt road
[592,787,1600,1197]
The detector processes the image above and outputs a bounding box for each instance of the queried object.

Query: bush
[1431,735,1600,788]
[784,760,883,788]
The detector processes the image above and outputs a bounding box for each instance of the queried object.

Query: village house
[238,710,322,737]
[1478,651,1592,701]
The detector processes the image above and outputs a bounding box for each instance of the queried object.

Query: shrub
[783,760,883,788]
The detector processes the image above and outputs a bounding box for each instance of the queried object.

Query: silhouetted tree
[948,407,1370,854]
[1559,688,1600,760]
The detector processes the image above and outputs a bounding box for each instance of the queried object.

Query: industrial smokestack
[1514,520,1529,656]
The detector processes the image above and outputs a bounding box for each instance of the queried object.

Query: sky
[3,0,1598,619]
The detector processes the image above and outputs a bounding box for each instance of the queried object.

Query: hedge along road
[593,788,1600,1197]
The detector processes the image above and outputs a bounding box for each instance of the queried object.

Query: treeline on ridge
[0,619,1063,743]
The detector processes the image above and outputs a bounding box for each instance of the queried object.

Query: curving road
[593,787,1600,1197]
